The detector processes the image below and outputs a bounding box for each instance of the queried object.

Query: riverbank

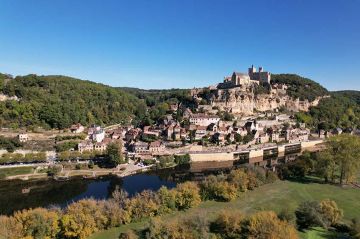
[89,179,360,239]
[0,162,151,181]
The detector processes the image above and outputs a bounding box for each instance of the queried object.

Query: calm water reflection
[0,152,301,215]
[0,172,177,215]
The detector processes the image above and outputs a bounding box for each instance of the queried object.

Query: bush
[200,175,237,202]
[211,210,244,237]
[295,201,325,229]
[350,218,360,239]
[13,208,60,239]
[175,182,201,210]
[295,199,342,230]
[0,136,22,152]
[245,211,298,239]
[119,230,138,239]
[55,141,78,152]
[174,154,190,165]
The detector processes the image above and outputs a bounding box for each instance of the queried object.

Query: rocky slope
[193,75,328,115]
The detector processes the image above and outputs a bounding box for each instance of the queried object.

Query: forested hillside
[296,91,360,130]
[0,74,196,129]
[271,74,328,101]
[0,74,147,129]
[0,72,358,131]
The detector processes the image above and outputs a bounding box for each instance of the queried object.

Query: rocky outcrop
[0,94,19,102]
[197,86,322,115]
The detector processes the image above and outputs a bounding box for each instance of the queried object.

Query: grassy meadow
[90,179,360,239]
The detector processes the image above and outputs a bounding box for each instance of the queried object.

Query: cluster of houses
[77,125,113,153]
[71,106,314,160]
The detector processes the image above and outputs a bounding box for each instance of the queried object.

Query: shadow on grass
[285,176,326,184]
[302,227,349,239]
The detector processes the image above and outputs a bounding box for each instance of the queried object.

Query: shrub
[227,169,249,192]
[175,182,201,210]
[13,208,60,239]
[319,199,343,226]
[295,201,326,229]
[350,218,360,239]
[125,190,160,221]
[119,230,138,239]
[211,211,244,238]
[245,211,298,239]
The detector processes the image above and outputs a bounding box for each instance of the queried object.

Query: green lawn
[90,180,360,239]
[0,166,34,179]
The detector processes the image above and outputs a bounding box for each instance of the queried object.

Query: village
[1,65,357,179]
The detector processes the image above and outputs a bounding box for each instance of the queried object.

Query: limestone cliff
[194,86,323,115]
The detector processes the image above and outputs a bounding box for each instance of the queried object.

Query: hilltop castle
[219,65,271,89]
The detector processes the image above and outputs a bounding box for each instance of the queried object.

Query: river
[0,152,301,215]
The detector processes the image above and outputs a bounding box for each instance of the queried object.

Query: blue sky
[0,0,359,90]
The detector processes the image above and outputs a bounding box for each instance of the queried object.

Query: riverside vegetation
[1,157,360,239]
[0,167,282,239]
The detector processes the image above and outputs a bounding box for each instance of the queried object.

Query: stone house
[149,141,165,153]
[195,126,207,140]
[190,114,220,127]
[94,142,107,152]
[183,108,193,119]
[256,133,270,144]
[125,129,140,141]
[70,123,84,134]
[78,141,94,153]
[132,142,149,154]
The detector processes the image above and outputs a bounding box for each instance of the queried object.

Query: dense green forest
[0,72,359,131]
[0,74,147,129]
[271,74,328,101]
[296,91,360,130]
[120,87,195,126]
[0,74,195,129]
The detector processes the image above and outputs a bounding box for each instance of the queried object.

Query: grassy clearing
[90,180,360,239]
[0,166,34,179]
[299,227,346,239]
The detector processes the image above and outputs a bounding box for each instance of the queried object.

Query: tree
[13,208,60,239]
[175,182,201,210]
[234,133,242,143]
[211,210,244,238]
[106,142,124,167]
[145,218,197,239]
[246,211,298,239]
[157,186,177,214]
[243,134,254,144]
[326,134,360,184]
[0,215,22,239]
[60,199,108,239]
[295,201,326,229]
[319,199,343,226]
[227,169,249,192]
[125,190,159,221]
[315,150,337,183]
[200,176,237,202]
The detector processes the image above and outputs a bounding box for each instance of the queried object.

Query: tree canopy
[271,74,328,101]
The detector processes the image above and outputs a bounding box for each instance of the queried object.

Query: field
[0,166,34,179]
[90,179,360,239]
